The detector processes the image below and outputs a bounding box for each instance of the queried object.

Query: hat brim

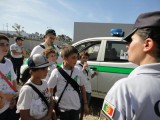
[30,62,53,68]
[123,28,137,42]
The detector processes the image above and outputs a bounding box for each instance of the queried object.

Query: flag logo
[102,101,115,118]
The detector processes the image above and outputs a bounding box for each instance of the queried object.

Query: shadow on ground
[90,97,104,116]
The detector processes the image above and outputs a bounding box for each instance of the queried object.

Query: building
[73,22,133,43]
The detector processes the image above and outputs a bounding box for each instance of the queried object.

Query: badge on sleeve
[99,110,111,120]
[102,100,115,119]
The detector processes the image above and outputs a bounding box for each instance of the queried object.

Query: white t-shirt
[17,79,51,119]
[10,43,23,58]
[30,42,62,63]
[76,63,92,93]
[100,63,160,120]
[45,63,57,82]
[47,66,86,110]
[0,58,17,113]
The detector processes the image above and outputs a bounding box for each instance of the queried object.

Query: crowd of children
[0,29,97,120]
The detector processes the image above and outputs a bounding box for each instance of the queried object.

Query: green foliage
[57,34,72,44]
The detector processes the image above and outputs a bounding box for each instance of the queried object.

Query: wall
[9,38,62,51]
[9,38,42,50]
[73,22,133,43]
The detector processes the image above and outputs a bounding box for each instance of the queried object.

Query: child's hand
[83,62,88,68]
[4,94,14,101]
[94,72,98,75]
[91,72,98,78]
[9,98,16,109]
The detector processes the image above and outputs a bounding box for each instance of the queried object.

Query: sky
[0,0,160,39]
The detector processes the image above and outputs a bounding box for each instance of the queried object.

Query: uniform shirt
[76,63,92,93]
[100,63,160,120]
[10,43,23,58]
[17,79,51,119]
[30,42,62,63]
[0,58,17,113]
[47,65,86,110]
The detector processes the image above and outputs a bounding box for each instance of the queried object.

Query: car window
[104,41,128,62]
[76,42,92,52]
[76,41,101,61]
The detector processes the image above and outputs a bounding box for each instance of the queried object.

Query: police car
[72,36,137,99]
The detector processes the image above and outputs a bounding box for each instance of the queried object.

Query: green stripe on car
[90,65,134,74]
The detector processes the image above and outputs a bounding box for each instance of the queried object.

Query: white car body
[72,37,137,99]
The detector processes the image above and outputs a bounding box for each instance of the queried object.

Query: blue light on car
[110,28,124,37]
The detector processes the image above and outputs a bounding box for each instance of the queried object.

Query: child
[43,47,58,82]
[76,51,97,120]
[17,54,54,120]
[48,45,89,120]
[0,34,19,120]
[30,29,62,63]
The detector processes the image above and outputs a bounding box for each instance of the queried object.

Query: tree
[57,34,72,44]
[12,23,24,36]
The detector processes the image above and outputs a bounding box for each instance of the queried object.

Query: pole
[6,23,8,34]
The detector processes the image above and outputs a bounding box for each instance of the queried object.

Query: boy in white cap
[17,54,54,120]
[100,11,160,120]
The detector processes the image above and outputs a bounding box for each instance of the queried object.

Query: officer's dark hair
[136,27,160,58]
[0,34,9,42]
[61,45,78,58]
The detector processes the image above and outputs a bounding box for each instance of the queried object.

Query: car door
[73,39,103,98]
[97,40,137,98]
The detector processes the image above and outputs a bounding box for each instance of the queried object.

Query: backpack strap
[39,44,45,49]
[78,63,88,76]
[58,67,80,95]
[25,83,49,109]
[55,68,73,108]
[0,71,17,92]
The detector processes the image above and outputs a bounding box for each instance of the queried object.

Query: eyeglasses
[0,43,9,47]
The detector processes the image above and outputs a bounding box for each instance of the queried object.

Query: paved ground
[83,97,104,120]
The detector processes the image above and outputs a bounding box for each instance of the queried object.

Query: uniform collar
[129,63,160,77]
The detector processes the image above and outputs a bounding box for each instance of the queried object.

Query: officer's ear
[143,38,154,52]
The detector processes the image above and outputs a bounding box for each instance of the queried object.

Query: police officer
[99,11,160,120]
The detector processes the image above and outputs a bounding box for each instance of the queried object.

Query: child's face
[45,34,56,45]
[63,53,78,68]
[47,53,58,62]
[38,67,48,79]
[80,55,89,64]
[0,40,9,57]
[16,40,23,46]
